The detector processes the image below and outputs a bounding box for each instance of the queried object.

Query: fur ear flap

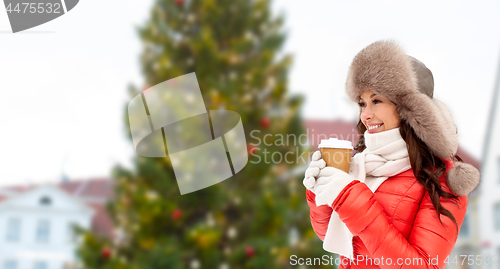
[446,162,480,196]
[398,93,456,159]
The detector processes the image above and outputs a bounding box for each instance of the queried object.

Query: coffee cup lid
[318,138,353,149]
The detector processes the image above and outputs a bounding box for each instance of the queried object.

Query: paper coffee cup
[318,138,353,173]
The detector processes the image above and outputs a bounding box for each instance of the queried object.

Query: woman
[303,40,480,268]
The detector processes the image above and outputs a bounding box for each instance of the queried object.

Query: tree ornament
[172,208,182,220]
[245,246,255,258]
[247,145,257,155]
[101,247,111,260]
[260,117,270,128]
[175,0,184,6]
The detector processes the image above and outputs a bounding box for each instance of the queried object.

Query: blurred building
[0,179,113,269]
[477,54,500,269]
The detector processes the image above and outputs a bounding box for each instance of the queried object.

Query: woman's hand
[303,151,326,192]
[313,167,357,207]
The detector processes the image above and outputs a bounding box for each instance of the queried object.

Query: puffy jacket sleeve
[306,189,333,241]
[331,173,467,269]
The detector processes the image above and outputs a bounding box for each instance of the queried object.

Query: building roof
[86,202,115,238]
[0,194,8,203]
[0,178,115,238]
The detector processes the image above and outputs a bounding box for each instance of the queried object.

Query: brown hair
[354,119,461,229]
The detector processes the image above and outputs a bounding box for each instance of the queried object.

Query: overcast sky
[0,0,499,186]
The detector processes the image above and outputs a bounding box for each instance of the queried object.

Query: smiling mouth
[368,123,383,132]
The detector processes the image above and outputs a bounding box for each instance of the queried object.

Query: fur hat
[346,40,479,196]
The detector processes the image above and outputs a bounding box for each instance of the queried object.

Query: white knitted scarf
[322,127,411,258]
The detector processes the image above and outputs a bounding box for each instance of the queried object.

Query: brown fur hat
[346,40,479,196]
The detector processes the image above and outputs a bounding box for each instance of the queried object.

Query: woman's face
[358,90,401,134]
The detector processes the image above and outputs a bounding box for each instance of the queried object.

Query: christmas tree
[76,0,331,268]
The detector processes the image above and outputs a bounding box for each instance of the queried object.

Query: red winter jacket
[306,158,467,269]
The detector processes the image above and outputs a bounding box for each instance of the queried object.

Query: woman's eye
[372,99,382,104]
[358,102,366,107]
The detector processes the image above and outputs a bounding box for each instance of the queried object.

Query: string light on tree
[229,54,240,65]
[242,93,252,103]
[233,196,241,205]
[145,191,158,201]
[190,259,200,269]
[266,76,276,88]
[187,13,196,23]
[244,31,255,41]
[227,226,237,239]
[206,212,215,227]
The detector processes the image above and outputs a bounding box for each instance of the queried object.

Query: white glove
[313,167,358,207]
[303,151,326,192]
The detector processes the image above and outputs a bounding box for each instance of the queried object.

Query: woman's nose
[361,108,373,122]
